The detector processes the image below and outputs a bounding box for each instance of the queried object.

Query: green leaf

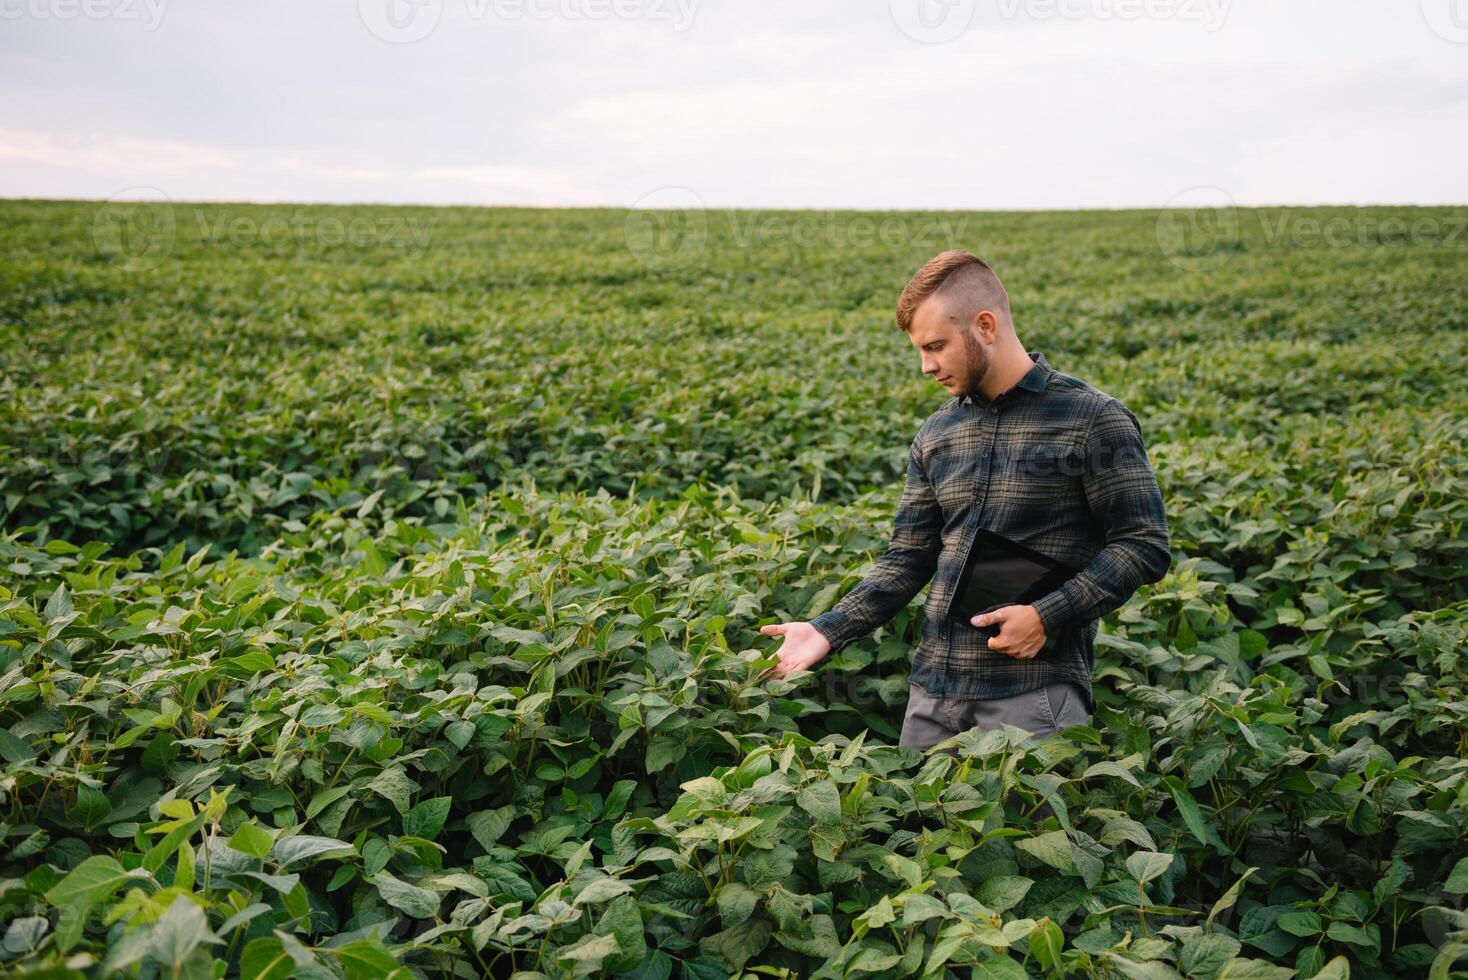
[374,870,441,919]
[335,939,410,980]
[1104,955,1185,980]
[240,936,294,980]
[1276,910,1321,937]
[576,874,635,906]
[971,955,1030,980]
[227,650,275,675]
[1180,933,1242,980]
[467,806,514,850]
[1167,780,1210,847]
[976,876,1033,914]
[144,813,206,873]
[1324,921,1376,948]
[1081,760,1142,787]
[151,896,218,967]
[3,917,48,957]
[1444,856,1468,894]
[711,882,757,930]
[272,834,355,870]
[855,895,896,931]
[1306,955,1351,980]
[66,785,112,829]
[368,766,418,817]
[603,779,637,820]
[556,931,622,966]
[404,796,452,840]
[44,855,149,952]
[1125,851,1174,884]
[594,895,646,974]
[901,893,948,928]
[796,779,842,825]
[306,785,352,821]
[44,583,73,620]
[444,720,475,749]
[1015,830,1073,871]
[1216,959,1296,979]
[1208,868,1258,928]
[299,703,345,727]
[228,821,275,859]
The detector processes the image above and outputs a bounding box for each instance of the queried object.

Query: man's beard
[956,325,990,400]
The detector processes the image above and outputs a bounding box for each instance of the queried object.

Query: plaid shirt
[809,351,1171,714]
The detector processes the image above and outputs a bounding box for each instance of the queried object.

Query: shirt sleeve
[1030,398,1171,637]
[808,435,944,654]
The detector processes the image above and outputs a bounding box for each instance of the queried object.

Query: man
[759,249,1171,753]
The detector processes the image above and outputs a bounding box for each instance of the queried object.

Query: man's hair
[895,249,1011,333]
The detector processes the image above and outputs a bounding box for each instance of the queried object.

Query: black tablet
[947,528,1083,647]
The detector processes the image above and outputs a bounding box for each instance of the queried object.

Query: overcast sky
[2,0,1464,210]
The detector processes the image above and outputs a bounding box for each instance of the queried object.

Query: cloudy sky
[2,0,1464,209]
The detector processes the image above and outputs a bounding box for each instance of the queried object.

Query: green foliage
[0,201,1465,978]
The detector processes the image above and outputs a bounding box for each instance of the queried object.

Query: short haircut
[895,249,1011,333]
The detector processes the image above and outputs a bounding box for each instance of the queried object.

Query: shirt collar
[963,350,1053,405]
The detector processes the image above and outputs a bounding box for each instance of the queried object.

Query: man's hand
[757,621,833,680]
[972,604,1047,659]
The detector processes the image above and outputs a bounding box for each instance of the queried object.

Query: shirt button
[982,449,991,458]
[989,407,998,415]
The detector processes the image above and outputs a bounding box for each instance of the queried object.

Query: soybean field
[0,199,1466,979]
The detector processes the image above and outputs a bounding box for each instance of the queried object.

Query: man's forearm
[809,545,938,654]
[1031,527,1170,636]
[808,439,942,654]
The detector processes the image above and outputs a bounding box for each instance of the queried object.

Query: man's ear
[972,309,1000,342]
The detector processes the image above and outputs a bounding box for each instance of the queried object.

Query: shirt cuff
[807,610,852,654]
[1030,588,1075,639]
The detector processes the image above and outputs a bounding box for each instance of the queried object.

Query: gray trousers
[899,680,1090,754]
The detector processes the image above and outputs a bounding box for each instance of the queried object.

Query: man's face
[909,297,990,399]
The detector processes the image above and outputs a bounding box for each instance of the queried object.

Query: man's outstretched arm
[809,438,945,651]
[761,437,944,678]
